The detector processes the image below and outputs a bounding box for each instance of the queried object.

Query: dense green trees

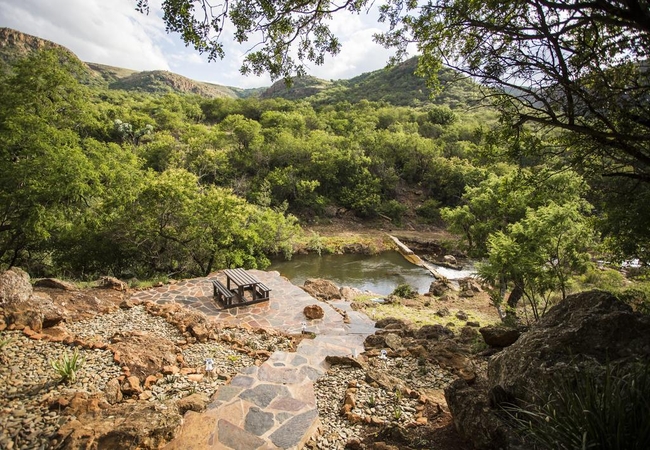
[0,50,302,278]
[142,0,650,264]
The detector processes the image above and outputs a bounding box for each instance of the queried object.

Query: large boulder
[446,290,650,449]
[3,291,64,331]
[488,290,650,405]
[53,393,181,449]
[0,267,32,305]
[302,278,342,301]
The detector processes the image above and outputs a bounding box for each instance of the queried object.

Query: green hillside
[257,57,482,108]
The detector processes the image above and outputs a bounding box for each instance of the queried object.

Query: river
[269,251,474,296]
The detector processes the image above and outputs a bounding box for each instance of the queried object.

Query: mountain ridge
[0,27,482,107]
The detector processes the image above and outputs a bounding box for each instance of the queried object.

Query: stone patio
[131,270,376,449]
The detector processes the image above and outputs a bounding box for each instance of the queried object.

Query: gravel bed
[308,355,459,450]
[0,306,292,449]
[0,332,122,450]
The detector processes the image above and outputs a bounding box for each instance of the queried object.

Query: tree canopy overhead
[140,0,650,182]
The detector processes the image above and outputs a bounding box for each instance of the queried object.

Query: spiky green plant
[504,361,650,450]
[50,348,84,384]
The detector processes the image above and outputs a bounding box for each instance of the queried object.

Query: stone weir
[131,270,376,449]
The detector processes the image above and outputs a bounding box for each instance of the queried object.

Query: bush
[505,361,650,450]
[391,284,418,299]
[379,200,408,225]
[416,199,442,223]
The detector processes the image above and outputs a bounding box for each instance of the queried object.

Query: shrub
[416,199,442,223]
[379,200,408,225]
[50,348,85,384]
[504,361,650,450]
[391,284,418,299]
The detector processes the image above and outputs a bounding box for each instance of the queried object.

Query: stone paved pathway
[131,270,376,449]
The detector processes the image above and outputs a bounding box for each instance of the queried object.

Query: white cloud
[0,0,398,88]
[0,0,169,71]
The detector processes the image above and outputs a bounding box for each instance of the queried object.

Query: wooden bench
[212,280,235,306]
[253,282,270,302]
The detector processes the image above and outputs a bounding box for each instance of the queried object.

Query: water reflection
[269,251,437,295]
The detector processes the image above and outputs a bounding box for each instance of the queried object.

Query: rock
[32,292,64,328]
[375,317,410,329]
[447,290,650,450]
[121,376,143,396]
[459,290,475,298]
[414,324,454,341]
[302,279,341,300]
[188,323,209,342]
[466,321,480,327]
[162,365,180,375]
[325,355,368,370]
[439,293,457,302]
[303,304,325,320]
[428,279,451,296]
[33,278,77,291]
[459,326,479,343]
[459,277,483,293]
[98,276,128,291]
[435,307,450,317]
[383,333,402,350]
[6,290,64,331]
[109,332,179,380]
[0,267,32,305]
[489,290,650,405]
[144,375,159,390]
[363,334,386,349]
[119,299,134,309]
[176,393,209,414]
[187,374,204,382]
[340,286,362,301]
[479,326,520,348]
[446,379,516,450]
[443,255,458,265]
[54,399,181,449]
[455,310,469,321]
[104,378,123,405]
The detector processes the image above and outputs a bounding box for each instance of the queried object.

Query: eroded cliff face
[445,290,650,450]
[0,27,73,65]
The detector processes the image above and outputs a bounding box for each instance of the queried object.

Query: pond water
[269,251,473,296]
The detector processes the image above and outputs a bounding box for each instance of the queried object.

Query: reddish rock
[176,393,209,414]
[188,323,209,342]
[143,375,159,390]
[121,376,143,396]
[187,374,204,383]
[97,276,128,291]
[109,332,179,381]
[33,278,77,291]
[104,378,123,405]
[303,304,325,320]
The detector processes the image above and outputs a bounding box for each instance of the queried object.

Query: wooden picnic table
[218,268,270,307]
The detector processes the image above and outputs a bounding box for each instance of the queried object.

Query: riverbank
[294,219,461,259]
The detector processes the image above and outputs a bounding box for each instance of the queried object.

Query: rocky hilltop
[0,27,255,98]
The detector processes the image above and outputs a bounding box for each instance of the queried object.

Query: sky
[0,0,397,89]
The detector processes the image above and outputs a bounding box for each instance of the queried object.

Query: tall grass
[504,361,650,449]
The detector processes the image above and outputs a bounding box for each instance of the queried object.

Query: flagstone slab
[137,270,376,449]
